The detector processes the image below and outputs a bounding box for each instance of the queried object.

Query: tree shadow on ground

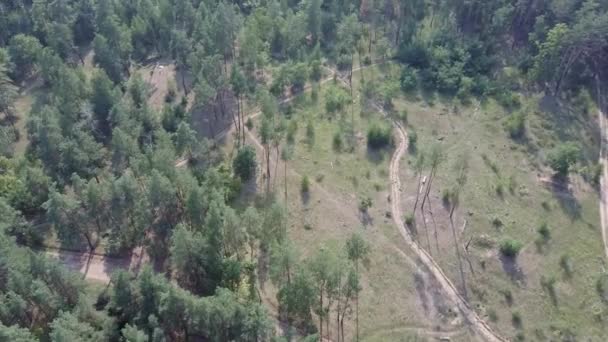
[359,209,373,227]
[548,175,582,220]
[300,190,310,205]
[366,146,387,165]
[499,255,526,285]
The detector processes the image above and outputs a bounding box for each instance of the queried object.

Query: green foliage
[358,196,373,212]
[233,146,257,181]
[504,112,526,138]
[537,222,550,241]
[500,238,523,258]
[325,85,351,114]
[332,131,343,151]
[547,142,579,176]
[404,214,414,227]
[367,123,392,149]
[400,67,418,92]
[301,175,310,193]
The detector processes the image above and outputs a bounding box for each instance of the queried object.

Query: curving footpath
[388,117,507,342]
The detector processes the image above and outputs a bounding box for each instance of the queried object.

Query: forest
[1,0,608,341]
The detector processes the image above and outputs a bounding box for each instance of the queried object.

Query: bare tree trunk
[284,158,288,202]
[412,171,423,214]
[449,204,468,299]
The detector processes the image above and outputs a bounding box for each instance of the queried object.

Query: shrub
[325,86,351,113]
[560,254,573,277]
[540,275,557,304]
[408,129,417,150]
[233,146,257,181]
[491,217,503,228]
[511,311,522,328]
[442,188,452,204]
[286,120,297,144]
[495,90,521,110]
[495,181,504,196]
[397,41,429,69]
[333,131,343,151]
[306,120,315,145]
[359,197,372,212]
[537,222,550,241]
[500,289,513,306]
[165,80,177,103]
[404,214,414,226]
[547,142,579,176]
[500,238,523,258]
[487,309,498,322]
[367,123,392,149]
[301,175,310,193]
[597,274,608,302]
[397,109,408,123]
[504,112,526,138]
[400,67,418,92]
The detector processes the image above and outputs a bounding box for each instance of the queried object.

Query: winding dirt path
[388,117,507,342]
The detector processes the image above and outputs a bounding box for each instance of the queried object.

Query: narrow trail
[598,108,608,259]
[388,116,507,342]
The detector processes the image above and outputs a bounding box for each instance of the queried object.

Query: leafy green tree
[8,34,42,81]
[233,145,257,181]
[547,142,579,176]
[346,233,369,341]
[0,322,36,342]
[50,312,103,342]
[91,69,119,139]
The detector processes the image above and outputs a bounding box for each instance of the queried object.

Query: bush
[332,131,343,151]
[359,197,373,212]
[367,123,392,149]
[397,41,429,69]
[397,109,408,123]
[504,112,526,138]
[325,86,351,114]
[500,238,523,258]
[233,146,257,181]
[286,120,297,144]
[495,90,521,110]
[301,175,310,193]
[511,311,522,328]
[560,254,573,277]
[547,142,579,176]
[400,67,418,92]
[537,223,550,241]
[306,120,315,145]
[408,129,417,150]
[404,214,414,226]
[597,274,608,302]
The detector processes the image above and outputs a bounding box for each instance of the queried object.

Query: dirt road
[388,117,507,342]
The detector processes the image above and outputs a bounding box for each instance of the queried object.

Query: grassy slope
[245,70,474,340]
[394,74,606,340]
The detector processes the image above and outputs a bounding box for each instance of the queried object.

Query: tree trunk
[449,204,468,299]
[284,158,288,202]
[355,261,360,342]
[319,289,324,340]
[412,171,423,214]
